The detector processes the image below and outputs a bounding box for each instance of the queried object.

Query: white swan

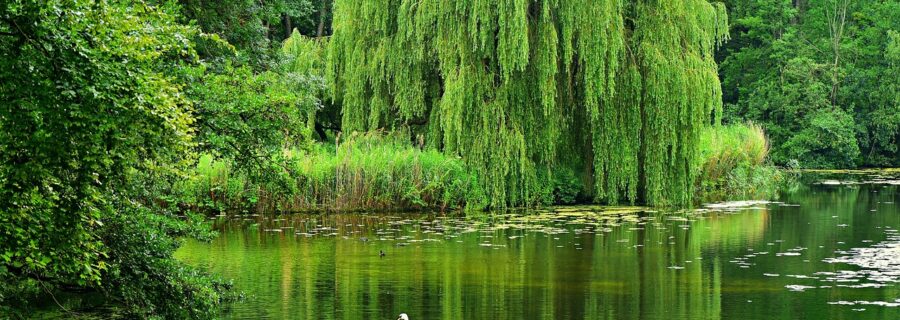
[398,313,409,320]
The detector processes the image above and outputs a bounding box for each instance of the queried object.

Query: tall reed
[695,123,784,202]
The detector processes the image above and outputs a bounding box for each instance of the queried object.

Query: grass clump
[695,123,788,202]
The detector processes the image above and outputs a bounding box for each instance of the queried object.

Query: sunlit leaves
[0,0,220,316]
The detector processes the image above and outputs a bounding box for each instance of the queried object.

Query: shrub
[549,168,583,205]
[695,123,786,202]
[779,109,861,169]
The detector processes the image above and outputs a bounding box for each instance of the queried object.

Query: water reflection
[176,174,900,319]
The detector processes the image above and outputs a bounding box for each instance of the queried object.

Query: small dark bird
[380,250,386,257]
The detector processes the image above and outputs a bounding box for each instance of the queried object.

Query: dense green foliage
[719,0,899,168]
[0,0,226,317]
[328,0,730,207]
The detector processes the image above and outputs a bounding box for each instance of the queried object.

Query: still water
[176,172,900,319]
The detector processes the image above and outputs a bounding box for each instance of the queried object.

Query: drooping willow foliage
[328,0,729,207]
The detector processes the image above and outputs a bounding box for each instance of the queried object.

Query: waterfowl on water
[380,250,385,257]
[398,313,409,320]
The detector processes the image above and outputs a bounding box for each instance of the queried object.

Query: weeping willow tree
[327,0,729,207]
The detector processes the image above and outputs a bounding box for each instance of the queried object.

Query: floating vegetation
[828,300,900,308]
[819,179,900,186]
[703,200,779,211]
[720,216,900,299]
[822,229,900,285]
[210,204,726,250]
[803,168,900,175]
[785,285,817,292]
[785,275,818,280]
[811,169,900,186]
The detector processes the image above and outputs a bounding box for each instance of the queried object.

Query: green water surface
[175,174,900,319]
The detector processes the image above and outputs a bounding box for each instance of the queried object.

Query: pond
[175,171,900,319]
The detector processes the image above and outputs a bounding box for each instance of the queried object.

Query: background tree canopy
[177,0,331,69]
[718,0,900,168]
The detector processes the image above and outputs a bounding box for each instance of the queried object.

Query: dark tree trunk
[791,0,806,24]
[316,0,330,38]
[282,13,292,38]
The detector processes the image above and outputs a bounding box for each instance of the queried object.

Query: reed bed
[178,133,484,213]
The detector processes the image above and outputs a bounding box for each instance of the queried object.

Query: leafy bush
[97,203,228,319]
[175,154,248,214]
[549,168,583,205]
[0,1,226,317]
[780,109,861,169]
